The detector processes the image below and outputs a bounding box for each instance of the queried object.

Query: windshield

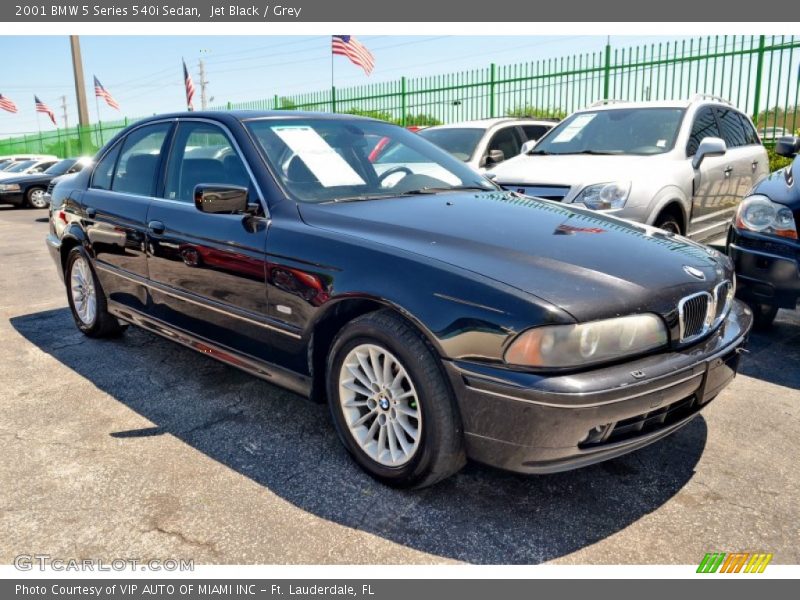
[245,117,495,203]
[6,160,36,173]
[44,159,77,176]
[418,127,484,162]
[533,107,685,155]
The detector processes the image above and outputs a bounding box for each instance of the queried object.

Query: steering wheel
[377,166,413,185]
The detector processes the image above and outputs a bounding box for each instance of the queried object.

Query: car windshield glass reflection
[418,127,485,161]
[6,160,36,172]
[44,159,76,176]
[245,118,495,203]
[534,108,685,156]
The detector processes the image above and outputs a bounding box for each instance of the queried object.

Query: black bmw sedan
[727,135,800,328]
[46,111,752,488]
[0,157,90,208]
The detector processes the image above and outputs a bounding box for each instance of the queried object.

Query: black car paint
[728,157,800,309]
[47,111,751,474]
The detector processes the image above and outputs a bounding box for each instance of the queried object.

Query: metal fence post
[603,42,612,100]
[752,35,767,126]
[489,63,496,117]
[331,86,337,113]
[401,76,407,126]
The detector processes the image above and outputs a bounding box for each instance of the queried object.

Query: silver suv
[488,95,768,244]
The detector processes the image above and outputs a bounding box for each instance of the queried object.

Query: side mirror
[194,184,249,214]
[520,140,537,155]
[483,149,505,167]
[775,136,800,158]
[692,137,727,169]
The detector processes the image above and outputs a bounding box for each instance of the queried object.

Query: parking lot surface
[1,206,798,565]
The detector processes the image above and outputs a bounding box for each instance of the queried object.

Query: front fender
[644,185,691,227]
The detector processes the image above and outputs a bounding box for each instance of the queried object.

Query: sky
[0,35,693,137]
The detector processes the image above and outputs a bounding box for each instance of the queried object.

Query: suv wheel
[326,310,465,488]
[25,186,48,209]
[654,212,682,235]
[65,247,127,337]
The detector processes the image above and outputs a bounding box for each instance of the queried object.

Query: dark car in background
[727,136,800,328]
[47,111,751,488]
[0,158,91,208]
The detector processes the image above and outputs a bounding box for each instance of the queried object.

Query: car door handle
[148,220,165,234]
[85,207,96,219]
[724,166,733,177]
[751,160,759,171]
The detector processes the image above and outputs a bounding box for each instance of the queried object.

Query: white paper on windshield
[551,113,597,143]
[271,125,366,187]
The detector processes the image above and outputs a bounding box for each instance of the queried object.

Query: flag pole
[35,99,42,153]
[94,92,102,146]
[330,37,335,113]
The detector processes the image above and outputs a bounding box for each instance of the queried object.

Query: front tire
[654,211,682,235]
[65,247,126,337]
[25,186,48,209]
[326,310,465,488]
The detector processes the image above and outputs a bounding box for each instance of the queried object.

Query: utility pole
[69,35,90,154]
[60,95,71,156]
[69,35,90,127]
[198,59,209,110]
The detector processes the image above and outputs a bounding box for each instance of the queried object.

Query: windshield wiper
[566,150,622,155]
[401,185,495,195]
[323,193,403,204]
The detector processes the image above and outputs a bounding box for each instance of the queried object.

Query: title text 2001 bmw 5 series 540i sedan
[46,111,753,488]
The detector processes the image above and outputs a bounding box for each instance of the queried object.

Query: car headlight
[735,195,797,239]
[574,181,630,210]
[0,183,20,192]
[505,314,668,368]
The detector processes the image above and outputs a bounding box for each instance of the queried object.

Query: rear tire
[25,186,48,209]
[326,310,466,488]
[65,247,126,338]
[746,301,778,330]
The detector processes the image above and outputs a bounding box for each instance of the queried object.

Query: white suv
[418,117,557,172]
[487,95,768,244]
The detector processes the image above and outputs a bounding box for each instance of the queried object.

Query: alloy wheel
[29,188,47,208]
[338,343,422,467]
[70,256,97,326]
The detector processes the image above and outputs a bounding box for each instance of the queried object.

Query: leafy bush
[343,108,441,127]
[766,127,799,172]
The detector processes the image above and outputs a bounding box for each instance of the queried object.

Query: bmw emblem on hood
[683,265,706,280]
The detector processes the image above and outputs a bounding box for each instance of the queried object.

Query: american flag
[0,93,18,114]
[35,95,57,126]
[183,59,195,111]
[332,35,375,76]
[93,76,120,110]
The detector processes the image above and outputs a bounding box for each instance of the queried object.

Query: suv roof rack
[690,93,733,106]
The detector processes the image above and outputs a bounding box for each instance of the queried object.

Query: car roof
[573,97,744,113]
[133,110,382,125]
[423,117,558,131]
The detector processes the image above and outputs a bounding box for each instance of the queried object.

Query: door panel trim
[95,262,302,339]
[107,300,311,397]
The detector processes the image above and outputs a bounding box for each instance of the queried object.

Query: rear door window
[111,123,171,197]
[486,126,524,161]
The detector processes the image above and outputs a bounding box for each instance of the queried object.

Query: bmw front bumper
[443,299,752,474]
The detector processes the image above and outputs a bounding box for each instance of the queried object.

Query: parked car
[0,153,58,167]
[727,135,800,328]
[47,111,751,488]
[488,95,768,245]
[418,117,557,171]
[0,157,91,208]
[758,126,791,142]
[0,158,59,181]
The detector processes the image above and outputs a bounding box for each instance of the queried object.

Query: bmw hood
[299,191,731,321]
